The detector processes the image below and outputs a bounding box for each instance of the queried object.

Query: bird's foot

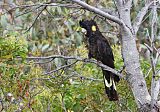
[97,60,102,65]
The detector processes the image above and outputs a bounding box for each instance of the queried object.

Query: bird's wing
[97,37,114,61]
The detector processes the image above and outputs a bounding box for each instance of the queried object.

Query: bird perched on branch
[79,19,120,101]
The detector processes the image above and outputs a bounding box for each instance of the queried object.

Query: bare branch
[145,68,152,78]
[44,61,78,75]
[24,6,46,33]
[15,5,42,18]
[133,1,154,34]
[5,3,80,11]
[70,0,124,25]
[144,43,152,52]
[73,71,102,81]
[154,48,160,66]
[99,8,119,17]
[20,55,124,79]
[146,2,159,110]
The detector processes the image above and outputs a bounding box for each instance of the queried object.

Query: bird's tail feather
[103,70,119,101]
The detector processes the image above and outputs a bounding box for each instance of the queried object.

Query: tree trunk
[118,2,151,111]
[121,26,151,111]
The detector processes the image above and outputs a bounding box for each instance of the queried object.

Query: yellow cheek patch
[91,25,96,31]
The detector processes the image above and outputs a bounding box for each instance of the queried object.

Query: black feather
[79,19,120,101]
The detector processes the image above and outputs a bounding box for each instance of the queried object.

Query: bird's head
[79,19,98,33]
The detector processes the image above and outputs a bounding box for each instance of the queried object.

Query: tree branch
[44,61,78,75]
[15,5,42,18]
[70,0,124,25]
[132,1,154,34]
[24,6,46,33]
[21,55,124,79]
[149,2,159,110]
[6,3,79,11]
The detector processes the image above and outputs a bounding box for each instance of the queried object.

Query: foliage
[0,0,160,111]
[0,35,137,111]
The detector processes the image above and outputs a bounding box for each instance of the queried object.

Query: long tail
[102,70,119,101]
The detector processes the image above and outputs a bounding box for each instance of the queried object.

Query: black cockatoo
[79,19,120,101]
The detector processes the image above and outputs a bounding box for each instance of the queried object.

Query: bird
[79,19,120,101]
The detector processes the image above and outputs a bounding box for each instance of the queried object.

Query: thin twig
[24,6,47,33]
[15,5,42,18]
[149,1,159,110]
[73,71,102,81]
[34,58,54,64]
[144,43,152,52]
[145,68,152,78]
[133,1,155,34]
[44,61,78,75]
[5,3,80,11]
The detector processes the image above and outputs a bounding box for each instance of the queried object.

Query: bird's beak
[81,28,87,34]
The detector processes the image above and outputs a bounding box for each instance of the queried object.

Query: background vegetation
[0,0,159,111]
